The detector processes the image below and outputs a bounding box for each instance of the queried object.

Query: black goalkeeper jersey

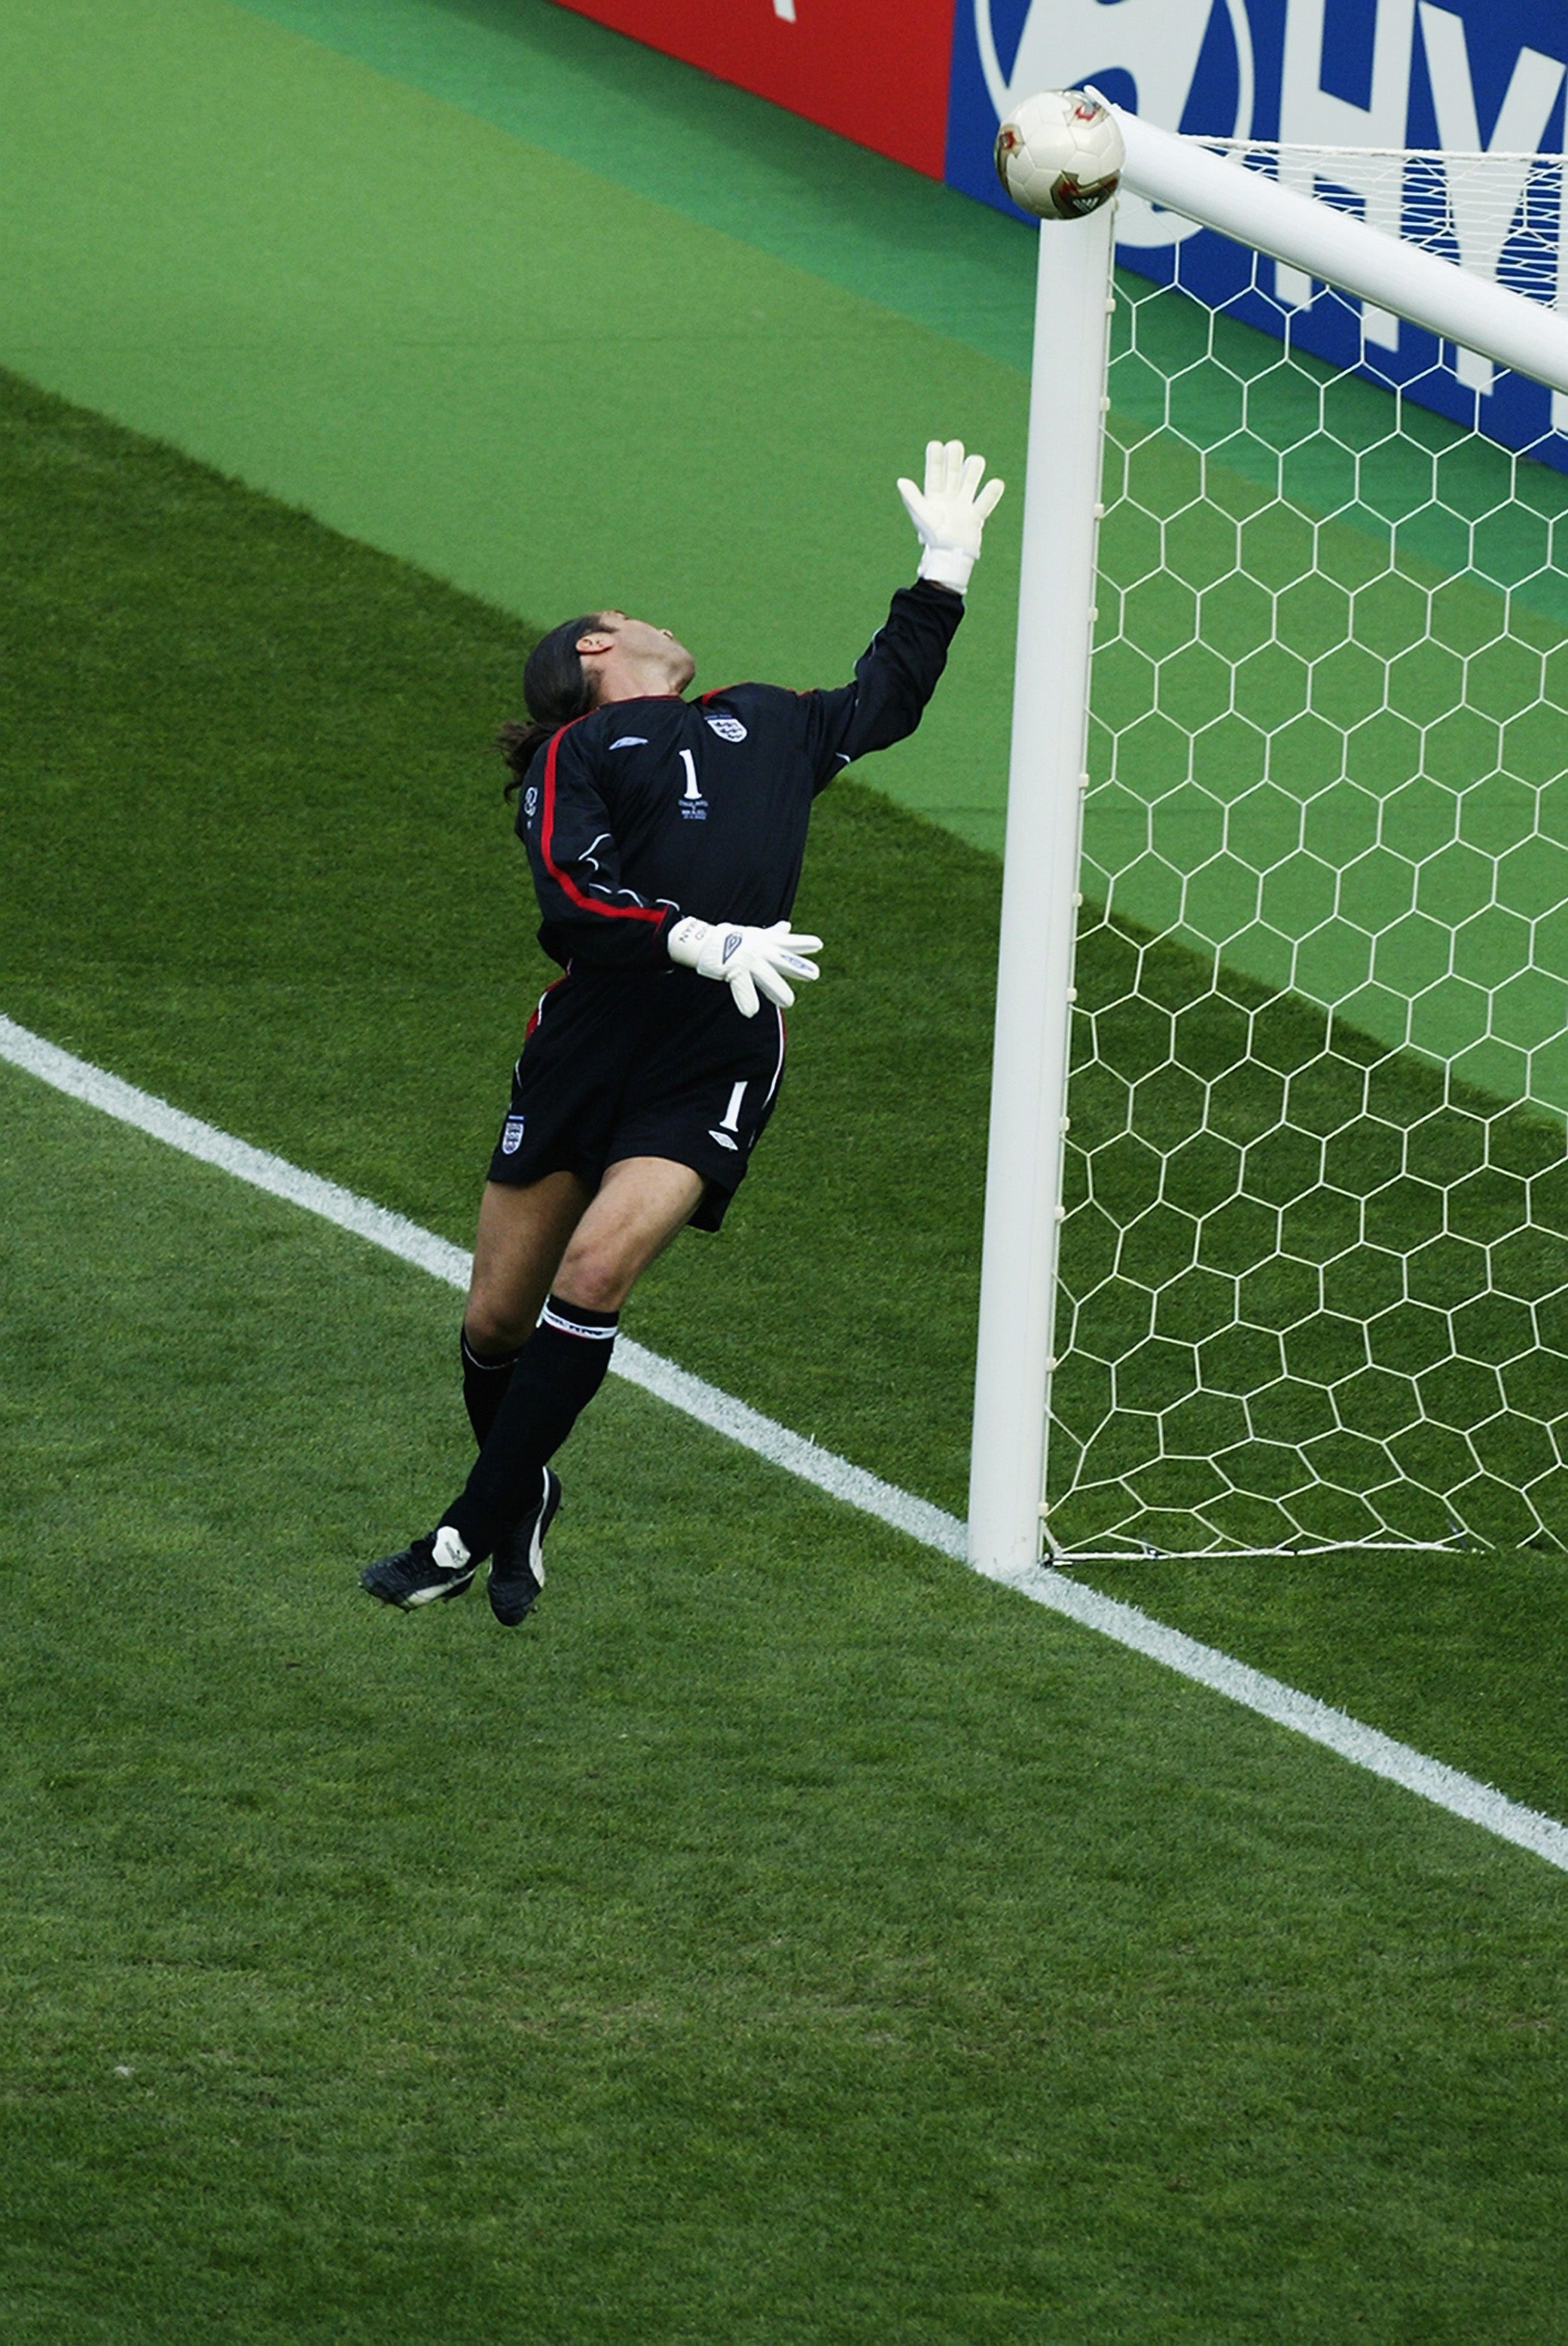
[515,580,962,972]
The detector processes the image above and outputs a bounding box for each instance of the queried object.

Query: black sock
[460,1328,523,1447]
[444,1294,618,1557]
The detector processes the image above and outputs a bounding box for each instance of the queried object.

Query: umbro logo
[705,715,747,742]
[609,734,648,750]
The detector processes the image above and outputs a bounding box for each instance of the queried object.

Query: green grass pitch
[2,369,1568,2339]
[4,0,1565,2325]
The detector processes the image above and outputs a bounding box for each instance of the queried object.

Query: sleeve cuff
[917,545,976,593]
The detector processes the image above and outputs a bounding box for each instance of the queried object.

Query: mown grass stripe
[6,1006,1566,1875]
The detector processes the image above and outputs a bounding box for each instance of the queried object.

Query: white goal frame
[968,109,1568,1579]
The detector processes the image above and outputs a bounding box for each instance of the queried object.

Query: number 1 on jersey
[679,749,701,801]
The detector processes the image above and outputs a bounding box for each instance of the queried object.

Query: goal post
[969,111,1568,1573]
[967,200,1117,1583]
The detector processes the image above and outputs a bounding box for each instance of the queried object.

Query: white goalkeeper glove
[896,438,1005,594]
[667,916,822,1018]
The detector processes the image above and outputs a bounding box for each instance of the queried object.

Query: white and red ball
[994,89,1125,222]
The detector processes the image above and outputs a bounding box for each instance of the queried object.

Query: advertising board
[551,0,956,177]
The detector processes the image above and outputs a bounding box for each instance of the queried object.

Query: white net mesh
[1209,140,1564,301]
[1207,142,1568,400]
[1046,159,1568,1559]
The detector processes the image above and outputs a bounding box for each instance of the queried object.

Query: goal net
[981,132,1568,1565]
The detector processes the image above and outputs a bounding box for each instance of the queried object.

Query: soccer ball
[994,89,1125,221]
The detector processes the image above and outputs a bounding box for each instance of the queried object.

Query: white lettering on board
[1418,5,1564,392]
[1277,0,1418,343]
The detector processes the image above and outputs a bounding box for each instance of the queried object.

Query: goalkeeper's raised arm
[358,442,1003,1623]
[802,438,1007,772]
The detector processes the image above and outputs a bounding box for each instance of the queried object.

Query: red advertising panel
[554,0,957,178]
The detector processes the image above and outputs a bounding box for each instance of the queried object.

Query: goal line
[3,1008,1565,1876]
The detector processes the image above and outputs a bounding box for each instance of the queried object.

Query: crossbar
[1114,108,1568,394]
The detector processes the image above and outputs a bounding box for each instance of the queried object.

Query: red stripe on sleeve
[539,721,667,928]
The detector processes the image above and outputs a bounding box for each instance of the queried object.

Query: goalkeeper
[362,441,1004,1622]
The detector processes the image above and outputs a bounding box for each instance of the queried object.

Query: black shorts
[486,965,788,1231]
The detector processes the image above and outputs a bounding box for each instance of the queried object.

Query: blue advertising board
[945,0,1568,465]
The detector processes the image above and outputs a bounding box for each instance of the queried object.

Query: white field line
[4,1011,1566,1877]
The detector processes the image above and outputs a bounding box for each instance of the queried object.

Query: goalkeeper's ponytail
[499,613,606,798]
